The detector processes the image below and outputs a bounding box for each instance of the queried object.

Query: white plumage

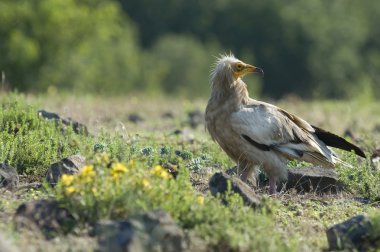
[205,54,365,194]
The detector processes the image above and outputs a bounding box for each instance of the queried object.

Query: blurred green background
[0,0,379,99]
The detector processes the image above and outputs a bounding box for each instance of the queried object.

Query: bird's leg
[269,178,277,195]
[237,163,251,182]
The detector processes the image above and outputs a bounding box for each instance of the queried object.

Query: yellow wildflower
[111,162,128,173]
[151,165,163,174]
[151,165,171,179]
[81,165,96,177]
[160,170,170,179]
[61,174,74,186]
[197,195,205,205]
[79,165,96,183]
[142,178,151,189]
[111,162,128,179]
[66,186,77,194]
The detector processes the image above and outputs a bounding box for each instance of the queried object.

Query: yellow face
[232,61,264,79]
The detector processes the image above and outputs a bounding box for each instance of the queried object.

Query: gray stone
[286,166,343,193]
[45,155,86,186]
[38,110,61,120]
[209,172,261,208]
[182,129,195,143]
[162,112,174,119]
[128,114,144,124]
[173,129,183,135]
[14,200,75,239]
[373,124,380,133]
[94,210,195,252]
[326,215,379,251]
[187,110,204,128]
[94,220,143,252]
[38,109,89,135]
[0,163,19,190]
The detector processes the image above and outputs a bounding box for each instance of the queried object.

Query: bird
[205,54,366,194]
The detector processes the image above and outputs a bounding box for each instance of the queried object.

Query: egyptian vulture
[205,54,365,194]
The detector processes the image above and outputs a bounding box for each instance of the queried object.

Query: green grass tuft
[0,94,93,177]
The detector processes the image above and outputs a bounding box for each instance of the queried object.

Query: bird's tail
[312,125,366,158]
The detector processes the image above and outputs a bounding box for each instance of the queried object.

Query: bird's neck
[211,78,250,106]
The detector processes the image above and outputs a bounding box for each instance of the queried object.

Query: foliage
[0,0,140,94]
[337,152,380,201]
[0,93,91,176]
[56,152,295,251]
[120,0,380,99]
[1,1,379,98]
[142,34,229,97]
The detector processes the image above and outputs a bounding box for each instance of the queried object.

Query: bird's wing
[230,102,335,167]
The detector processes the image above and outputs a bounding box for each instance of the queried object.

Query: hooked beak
[246,64,264,76]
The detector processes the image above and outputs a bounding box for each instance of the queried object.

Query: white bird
[205,54,365,194]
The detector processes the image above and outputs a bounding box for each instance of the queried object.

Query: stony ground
[1,93,380,252]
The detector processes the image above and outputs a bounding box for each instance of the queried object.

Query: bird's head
[211,54,264,85]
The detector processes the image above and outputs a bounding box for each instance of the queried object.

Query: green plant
[337,151,380,200]
[0,93,92,176]
[56,152,296,251]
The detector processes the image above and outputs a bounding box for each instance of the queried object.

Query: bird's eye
[236,64,243,71]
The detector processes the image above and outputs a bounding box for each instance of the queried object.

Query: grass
[0,93,92,177]
[0,92,380,251]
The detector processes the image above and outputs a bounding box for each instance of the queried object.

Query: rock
[343,128,363,145]
[177,128,194,144]
[371,148,380,171]
[187,110,204,128]
[326,215,378,251]
[45,154,86,185]
[172,129,194,143]
[162,112,174,119]
[14,199,75,239]
[128,114,144,124]
[225,166,258,188]
[343,129,356,140]
[226,166,340,193]
[286,166,343,193]
[209,172,261,208]
[38,109,89,135]
[373,124,380,133]
[93,210,195,252]
[94,220,142,252]
[0,163,19,190]
[38,110,61,120]
[173,129,183,135]
[172,128,195,144]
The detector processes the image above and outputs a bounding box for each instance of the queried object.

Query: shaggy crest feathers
[210,54,246,100]
[211,54,239,83]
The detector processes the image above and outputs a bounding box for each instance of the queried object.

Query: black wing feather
[312,125,366,158]
[241,134,271,151]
